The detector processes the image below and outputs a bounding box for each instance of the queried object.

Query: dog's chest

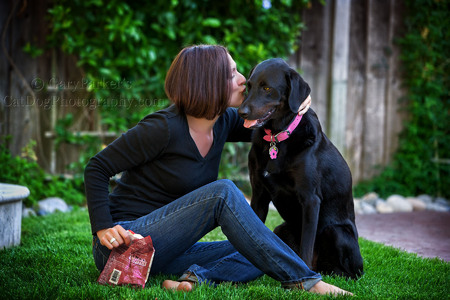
[264,171,303,221]
[263,168,296,191]
[259,142,291,175]
[250,131,306,191]
[252,141,303,193]
[260,156,296,190]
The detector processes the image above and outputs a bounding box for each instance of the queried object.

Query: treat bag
[97,232,155,288]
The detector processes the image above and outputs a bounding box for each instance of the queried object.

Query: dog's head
[238,58,311,129]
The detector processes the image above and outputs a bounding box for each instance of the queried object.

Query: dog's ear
[248,65,257,78]
[287,69,311,113]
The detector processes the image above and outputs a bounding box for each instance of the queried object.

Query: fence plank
[53,52,100,173]
[384,0,406,165]
[0,1,10,139]
[346,0,369,182]
[291,0,332,131]
[362,0,391,180]
[329,0,351,153]
[8,1,35,155]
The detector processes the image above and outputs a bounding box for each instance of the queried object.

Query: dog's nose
[238,105,249,119]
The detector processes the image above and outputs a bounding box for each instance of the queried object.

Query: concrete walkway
[355,211,450,262]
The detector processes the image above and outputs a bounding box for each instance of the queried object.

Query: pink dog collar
[263,114,303,159]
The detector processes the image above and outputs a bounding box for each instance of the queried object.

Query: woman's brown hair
[165,45,231,120]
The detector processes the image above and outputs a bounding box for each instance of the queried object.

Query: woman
[85,44,352,295]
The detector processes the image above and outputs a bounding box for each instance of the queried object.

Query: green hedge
[0,139,85,207]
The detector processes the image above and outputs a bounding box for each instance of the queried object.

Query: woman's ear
[287,69,311,113]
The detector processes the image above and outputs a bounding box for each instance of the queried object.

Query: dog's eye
[263,87,271,92]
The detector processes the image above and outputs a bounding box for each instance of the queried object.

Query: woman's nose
[238,72,246,85]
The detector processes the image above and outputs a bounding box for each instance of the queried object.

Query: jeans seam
[204,251,236,273]
[183,242,231,254]
[94,237,108,260]
[93,236,110,271]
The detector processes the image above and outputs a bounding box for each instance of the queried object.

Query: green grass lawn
[1,208,449,299]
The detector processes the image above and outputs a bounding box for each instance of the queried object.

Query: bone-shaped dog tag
[269,142,278,160]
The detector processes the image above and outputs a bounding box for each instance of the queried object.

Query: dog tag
[269,142,278,160]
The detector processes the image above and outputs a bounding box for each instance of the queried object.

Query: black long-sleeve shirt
[84,105,251,234]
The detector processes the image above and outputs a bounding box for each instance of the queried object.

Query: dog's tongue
[243,119,258,128]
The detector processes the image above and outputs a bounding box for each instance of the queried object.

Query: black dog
[238,58,363,279]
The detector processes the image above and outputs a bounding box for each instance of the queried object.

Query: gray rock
[37,197,70,215]
[386,195,413,212]
[426,202,450,212]
[435,197,449,207]
[361,192,380,206]
[361,202,377,214]
[354,199,363,215]
[406,197,427,211]
[417,194,433,204]
[376,200,394,214]
[22,207,36,218]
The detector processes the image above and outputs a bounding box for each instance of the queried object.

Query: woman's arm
[84,113,169,237]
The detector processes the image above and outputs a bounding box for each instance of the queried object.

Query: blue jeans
[92,179,322,289]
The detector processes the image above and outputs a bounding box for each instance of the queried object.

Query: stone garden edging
[354,193,449,215]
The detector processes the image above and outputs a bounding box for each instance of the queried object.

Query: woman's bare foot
[162,279,194,292]
[308,280,353,296]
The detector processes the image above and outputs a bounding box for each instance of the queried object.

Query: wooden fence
[1,0,409,184]
[289,0,408,182]
[0,0,102,175]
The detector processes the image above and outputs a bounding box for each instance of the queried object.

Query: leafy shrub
[0,139,85,207]
[354,0,449,199]
[47,0,309,131]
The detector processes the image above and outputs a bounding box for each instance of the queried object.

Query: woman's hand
[297,94,311,116]
[96,225,132,250]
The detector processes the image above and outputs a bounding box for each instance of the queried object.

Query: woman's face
[228,54,246,108]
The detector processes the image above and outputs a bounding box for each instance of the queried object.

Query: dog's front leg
[250,187,271,223]
[248,149,271,223]
[299,194,321,268]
